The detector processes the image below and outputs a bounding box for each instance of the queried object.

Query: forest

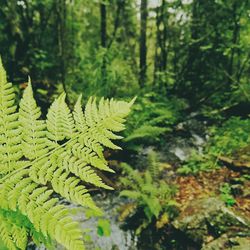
[0,0,249,250]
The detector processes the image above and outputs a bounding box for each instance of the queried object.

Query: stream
[70,194,138,250]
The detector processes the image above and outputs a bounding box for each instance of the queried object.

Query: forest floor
[176,167,250,218]
[113,116,250,250]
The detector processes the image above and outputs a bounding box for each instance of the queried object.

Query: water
[163,118,208,163]
[74,193,137,250]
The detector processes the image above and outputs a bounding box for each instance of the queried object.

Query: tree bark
[153,0,167,88]
[228,2,240,85]
[107,0,124,49]
[139,0,148,88]
[56,0,67,94]
[100,1,107,86]
[100,2,107,48]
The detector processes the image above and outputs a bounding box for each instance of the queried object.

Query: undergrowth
[119,151,178,234]
[178,116,250,175]
[124,93,186,150]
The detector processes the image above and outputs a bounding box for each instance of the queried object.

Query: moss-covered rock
[202,234,250,250]
[173,197,250,245]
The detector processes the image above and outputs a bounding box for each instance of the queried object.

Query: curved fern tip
[26,76,32,90]
[58,92,66,101]
[129,96,137,107]
[0,56,7,83]
[107,168,115,173]
[27,75,32,84]
[75,94,83,106]
[88,96,93,103]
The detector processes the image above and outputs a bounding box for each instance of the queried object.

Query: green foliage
[0,0,249,112]
[119,162,178,234]
[97,219,111,237]
[0,59,133,250]
[72,46,139,99]
[209,117,250,156]
[219,183,236,207]
[125,125,168,143]
[147,150,159,182]
[178,116,250,175]
[124,93,186,147]
[177,151,217,175]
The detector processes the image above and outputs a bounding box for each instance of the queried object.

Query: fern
[119,163,178,234]
[124,125,168,142]
[0,58,133,250]
[147,150,159,182]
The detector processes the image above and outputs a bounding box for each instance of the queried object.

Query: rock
[202,234,250,250]
[173,197,250,245]
[219,146,250,172]
[219,156,250,172]
[242,185,250,198]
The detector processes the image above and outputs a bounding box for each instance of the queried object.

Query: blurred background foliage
[0,0,249,109]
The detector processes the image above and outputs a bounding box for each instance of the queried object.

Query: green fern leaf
[0,58,133,250]
[19,80,49,159]
[0,58,22,174]
[0,218,18,250]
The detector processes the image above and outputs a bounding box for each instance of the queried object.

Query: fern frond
[19,80,49,159]
[0,210,29,250]
[121,163,144,188]
[0,60,133,250]
[0,218,18,250]
[10,224,27,250]
[124,125,168,142]
[57,151,113,189]
[57,93,75,138]
[0,58,22,174]
[119,190,141,200]
[0,208,53,250]
[0,171,85,249]
[79,96,132,149]
[73,95,88,133]
[69,139,112,172]
[50,168,99,211]
[46,93,75,142]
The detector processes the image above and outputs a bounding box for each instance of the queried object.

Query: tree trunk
[139,0,148,88]
[153,0,167,89]
[180,0,200,100]
[121,0,139,77]
[107,0,124,49]
[153,4,160,86]
[56,0,67,94]
[100,1,107,86]
[100,2,107,48]
[228,1,241,85]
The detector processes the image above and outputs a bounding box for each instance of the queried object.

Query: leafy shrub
[219,183,236,206]
[119,161,178,234]
[124,125,169,143]
[0,58,133,250]
[71,46,139,99]
[208,116,250,156]
[124,92,186,148]
[177,151,217,175]
[178,116,250,175]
